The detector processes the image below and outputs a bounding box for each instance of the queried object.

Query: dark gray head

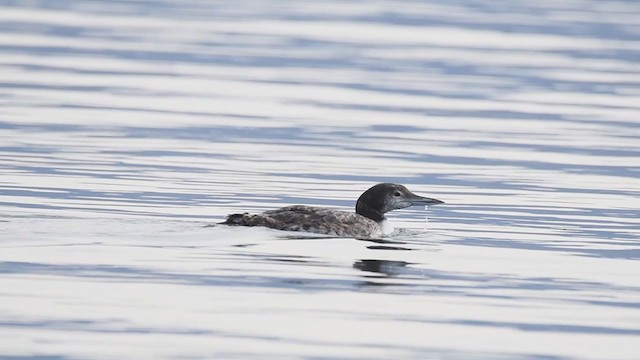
[355,183,444,222]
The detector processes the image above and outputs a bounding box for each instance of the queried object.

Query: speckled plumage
[221,183,444,238]
[224,205,381,238]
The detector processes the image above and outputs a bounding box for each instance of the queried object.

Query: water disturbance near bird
[424,205,429,230]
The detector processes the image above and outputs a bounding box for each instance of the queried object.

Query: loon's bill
[221,183,444,238]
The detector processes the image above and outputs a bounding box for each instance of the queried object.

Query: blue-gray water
[1,1,639,359]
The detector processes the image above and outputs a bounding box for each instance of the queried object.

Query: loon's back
[222,205,381,238]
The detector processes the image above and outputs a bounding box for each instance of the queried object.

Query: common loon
[221,183,444,238]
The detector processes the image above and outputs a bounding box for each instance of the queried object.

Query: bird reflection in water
[353,259,411,277]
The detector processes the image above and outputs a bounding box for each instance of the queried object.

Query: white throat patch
[380,219,395,236]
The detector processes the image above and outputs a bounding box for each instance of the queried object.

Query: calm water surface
[1,1,639,359]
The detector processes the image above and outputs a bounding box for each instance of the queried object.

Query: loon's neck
[355,202,385,223]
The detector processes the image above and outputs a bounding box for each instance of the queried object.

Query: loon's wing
[223,205,379,237]
[222,205,323,228]
[264,205,368,230]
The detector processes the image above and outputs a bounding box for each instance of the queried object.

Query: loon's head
[355,183,444,222]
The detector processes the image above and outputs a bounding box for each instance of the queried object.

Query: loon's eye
[393,191,401,197]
